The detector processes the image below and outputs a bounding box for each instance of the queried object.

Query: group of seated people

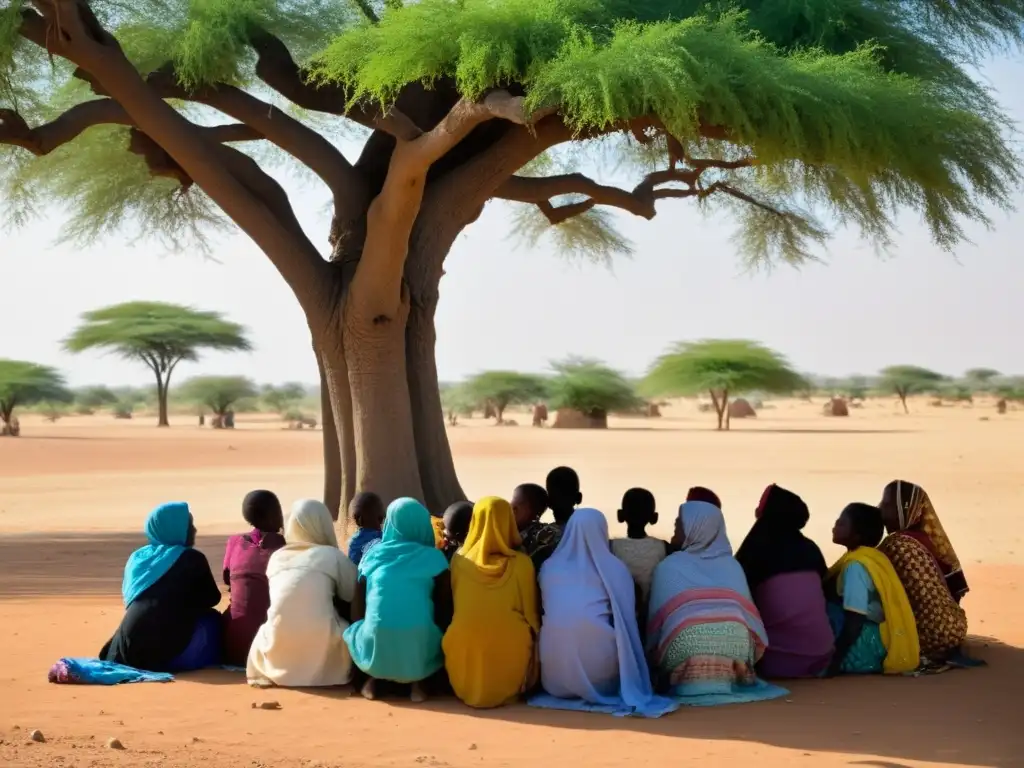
[98,470,975,715]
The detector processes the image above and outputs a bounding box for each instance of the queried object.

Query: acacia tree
[643,339,804,430]
[177,375,258,419]
[2,0,1021,513]
[878,365,947,413]
[464,370,548,424]
[547,358,640,427]
[63,302,252,426]
[262,382,308,415]
[0,359,69,434]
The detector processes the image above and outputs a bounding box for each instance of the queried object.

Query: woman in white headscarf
[247,499,358,687]
[647,500,786,705]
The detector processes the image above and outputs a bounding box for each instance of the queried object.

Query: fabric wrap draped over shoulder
[445,496,540,708]
[530,507,677,717]
[122,502,191,607]
[246,500,358,688]
[345,498,449,684]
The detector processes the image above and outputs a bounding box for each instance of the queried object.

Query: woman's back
[267,548,350,625]
[754,571,834,678]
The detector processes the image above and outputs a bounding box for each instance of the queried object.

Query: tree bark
[898,389,909,414]
[710,389,725,431]
[153,370,169,427]
[317,349,343,523]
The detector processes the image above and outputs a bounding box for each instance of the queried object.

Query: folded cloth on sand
[48,658,174,685]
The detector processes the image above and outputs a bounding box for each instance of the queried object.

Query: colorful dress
[878,482,968,660]
[520,520,563,571]
[647,501,786,705]
[825,547,919,675]
[346,527,382,566]
[345,499,449,683]
[531,509,677,718]
[444,496,539,708]
[735,485,833,678]
[222,528,285,666]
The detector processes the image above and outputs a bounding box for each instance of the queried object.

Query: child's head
[443,501,474,547]
[511,483,548,530]
[618,487,657,529]
[242,490,284,533]
[350,491,385,531]
[832,502,884,550]
[545,466,582,524]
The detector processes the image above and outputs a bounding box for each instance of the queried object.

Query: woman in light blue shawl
[100,502,222,672]
[344,497,451,702]
[530,507,677,717]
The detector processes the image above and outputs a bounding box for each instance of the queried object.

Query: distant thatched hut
[552,408,608,429]
[728,398,757,419]
[823,397,850,417]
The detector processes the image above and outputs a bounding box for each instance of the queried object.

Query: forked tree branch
[494,154,762,225]
[248,28,422,141]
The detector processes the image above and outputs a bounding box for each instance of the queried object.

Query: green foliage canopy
[878,365,947,396]
[643,339,806,397]
[464,370,548,419]
[262,382,308,414]
[546,357,640,414]
[0,359,69,423]
[2,0,1022,266]
[177,375,258,415]
[74,384,120,409]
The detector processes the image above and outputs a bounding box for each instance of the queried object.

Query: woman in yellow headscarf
[443,496,540,708]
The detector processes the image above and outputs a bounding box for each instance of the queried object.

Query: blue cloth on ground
[122,502,191,606]
[672,678,789,706]
[49,658,174,685]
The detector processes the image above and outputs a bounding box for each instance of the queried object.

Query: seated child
[825,502,919,676]
[610,487,670,606]
[441,501,474,561]
[222,490,286,666]
[512,483,559,571]
[347,492,384,566]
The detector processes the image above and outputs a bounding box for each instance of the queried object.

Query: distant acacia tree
[64,302,252,427]
[547,358,640,428]
[74,384,119,413]
[878,365,947,413]
[464,371,548,424]
[262,382,308,415]
[0,360,69,435]
[177,376,258,421]
[964,368,1001,392]
[644,339,805,430]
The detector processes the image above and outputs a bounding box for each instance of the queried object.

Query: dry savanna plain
[1,396,1022,768]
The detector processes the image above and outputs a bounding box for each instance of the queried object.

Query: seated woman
[647,500,785,704]
[735,484,833,678]
[877,481,970,664]
[247,499,358,687]
[531,507,676,717]
[221,490,286,667]
[825,502,919,675]
[345,498,451,703]
[100,502,221,672]
[444,496,540,708]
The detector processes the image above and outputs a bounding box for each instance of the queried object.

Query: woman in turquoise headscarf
[344,498,452,702]
[100,502,222,671]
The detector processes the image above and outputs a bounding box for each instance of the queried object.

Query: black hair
[350,491,385,528]
[242,490,282,532]
[443,501,474,542]
[614,487,655,528]
[844,502,884,547]
[514,483,549,518]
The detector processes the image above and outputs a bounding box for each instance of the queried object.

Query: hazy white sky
[2,58,1023,388]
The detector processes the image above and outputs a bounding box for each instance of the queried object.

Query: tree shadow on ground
[605,426,920,435]
[0,533,228,597]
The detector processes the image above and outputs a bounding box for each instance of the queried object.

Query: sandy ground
[1,397,1022,767]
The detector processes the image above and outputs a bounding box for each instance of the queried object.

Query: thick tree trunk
[405,270,466,512]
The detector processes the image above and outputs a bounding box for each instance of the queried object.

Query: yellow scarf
[827,547,920,674]
[454,496,522,585]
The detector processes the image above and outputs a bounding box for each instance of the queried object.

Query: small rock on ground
[106,737,125,750]
[29,730,45,743]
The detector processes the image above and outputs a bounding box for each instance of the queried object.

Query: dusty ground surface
[1,397,1022,767]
